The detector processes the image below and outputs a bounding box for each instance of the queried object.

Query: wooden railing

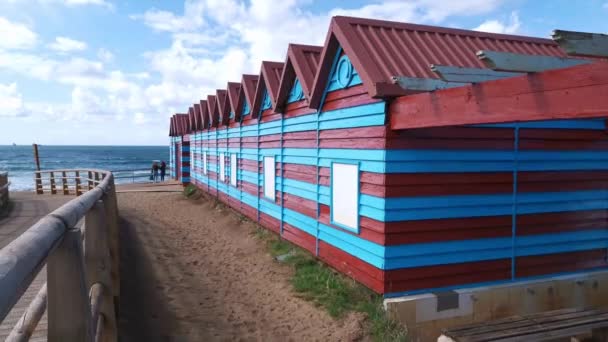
[34,170,108,196]
[0,169,120,341]
[0,172,9,210]
[36,168,173,194]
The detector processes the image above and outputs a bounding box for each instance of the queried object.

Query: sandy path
[118,192,366,341]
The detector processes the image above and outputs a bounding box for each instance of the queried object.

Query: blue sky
[0,0,606,145]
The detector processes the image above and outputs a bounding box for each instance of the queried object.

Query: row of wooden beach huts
[168,16,608,296]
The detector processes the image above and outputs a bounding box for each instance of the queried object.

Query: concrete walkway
[0,192,70,341]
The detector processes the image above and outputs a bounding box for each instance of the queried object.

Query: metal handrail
[0,169,119,341]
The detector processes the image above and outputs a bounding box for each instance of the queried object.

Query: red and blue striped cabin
[170,16,608,296]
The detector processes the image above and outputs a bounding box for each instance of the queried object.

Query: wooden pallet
[439,308,608,342]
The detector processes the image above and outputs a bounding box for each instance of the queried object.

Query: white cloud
[97,48,114,63]
[5,0,511,144]
[133,112,148,125]
[474,11,521,34]
[129,0,207,33]
[0,17,37,50]
[48,36,87,52]
[0,83,25,117]
[38,0,114,9]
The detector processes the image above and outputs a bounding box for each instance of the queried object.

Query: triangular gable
[199,100,209,129]
[176,113,188,136]
[227,82,240,122]
[309,16,565,108]
[275,44,322,111]
[188,106,196,133]
[251,61,284,118]
[193,103,202,130]
[216,89,229,126]
[207,95,218,127]
[235,74,258,122]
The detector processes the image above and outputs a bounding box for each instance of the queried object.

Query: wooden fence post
[88,171,93,190]
[102,179,120,312]
[47,228,92,342]
[62,171,68,195]
[35,172,42,195]
[84,200,117,342]
[50,172,57,195]
[95,172,100,185]
[75,171,82,196]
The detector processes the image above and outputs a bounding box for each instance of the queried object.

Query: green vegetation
[256,230,408,342]
[183,184,198,198]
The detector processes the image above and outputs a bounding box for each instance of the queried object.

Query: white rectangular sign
[264,156,275,200]
[331,163,358,230]
[219,152,225,181]
[230,153,237,186]
[203,151,207,175]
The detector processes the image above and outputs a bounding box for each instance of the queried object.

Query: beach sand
[118,191,367,341]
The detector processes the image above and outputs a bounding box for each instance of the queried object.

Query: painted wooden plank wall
[180,50,608,296]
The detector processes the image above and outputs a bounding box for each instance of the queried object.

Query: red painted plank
[259,212,280,234]
[282,223,316,254]
[318,241,385,293]
[385,259,511,293]
[321,85,381,112]
[283,101,316,118]
[390,62,608,129]
[319,126,388,139]
[518,209,608,235]
[516,249,608,277]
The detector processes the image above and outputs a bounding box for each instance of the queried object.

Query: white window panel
[220,153,225,181]
[263,156,275,200]
[203,151,207,175]
[331,163,359,231]
[230,153,237,187]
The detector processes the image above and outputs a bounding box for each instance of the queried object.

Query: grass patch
[183,184,198,198]
[259,232,407,341]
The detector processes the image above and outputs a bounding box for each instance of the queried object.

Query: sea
[0,145,169,191]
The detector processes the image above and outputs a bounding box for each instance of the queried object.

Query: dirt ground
[118,191,367,341]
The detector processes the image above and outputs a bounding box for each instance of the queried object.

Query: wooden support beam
[391,76,466,92]
[48,228,92,342]
[75,171,82,196]
[62,171,68,195]
[477,50,590,72]
[50,171,56,195]
[430,64,524,83]
[390,61,608,130]
[84,200,118,342]
[553,29,608,57]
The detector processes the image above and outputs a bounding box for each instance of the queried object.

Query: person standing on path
[152,162,159,183]
[160,161,166,182]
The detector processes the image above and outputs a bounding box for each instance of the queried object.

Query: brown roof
[175,114,189,136]
[193,103,202,130]
[251,61,284,117]
[207,95,218,127]
[309,16,567,108]
[227,82,241,116]
[234,74,258,122]
[188,107,196,133]
[216,89,229,126]
[199,100,209,128]
[275,44,323,111]
[169,116,174,136]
